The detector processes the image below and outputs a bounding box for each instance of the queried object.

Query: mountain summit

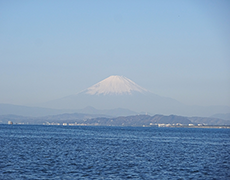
[84,75,147,95]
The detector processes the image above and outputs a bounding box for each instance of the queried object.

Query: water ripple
[0,125,229,179]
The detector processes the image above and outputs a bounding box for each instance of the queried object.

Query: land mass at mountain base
[1,113,230,126]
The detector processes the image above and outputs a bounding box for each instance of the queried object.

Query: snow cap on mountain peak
[85,75,147,95]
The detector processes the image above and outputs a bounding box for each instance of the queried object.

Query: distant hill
[0,114,191,125]
[83,114,192,126]
[210,113,230,121]
[0,113,110,125]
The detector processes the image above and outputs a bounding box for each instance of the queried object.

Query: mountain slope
[76,106,137,116]
[0,103,69,117]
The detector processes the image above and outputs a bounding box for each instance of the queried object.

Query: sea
[0,125,230,180]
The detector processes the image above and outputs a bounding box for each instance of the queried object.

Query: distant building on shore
[8,121,13,125]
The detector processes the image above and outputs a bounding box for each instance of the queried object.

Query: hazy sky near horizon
[0,0,230,107]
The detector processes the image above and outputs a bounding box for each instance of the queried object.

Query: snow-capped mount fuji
[41,75,184,115]
[40,75,230,117]
[83,75,147,95]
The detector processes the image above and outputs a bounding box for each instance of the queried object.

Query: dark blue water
[0,125,230,179]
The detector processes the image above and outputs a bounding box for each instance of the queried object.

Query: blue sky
[0,0,229,106]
